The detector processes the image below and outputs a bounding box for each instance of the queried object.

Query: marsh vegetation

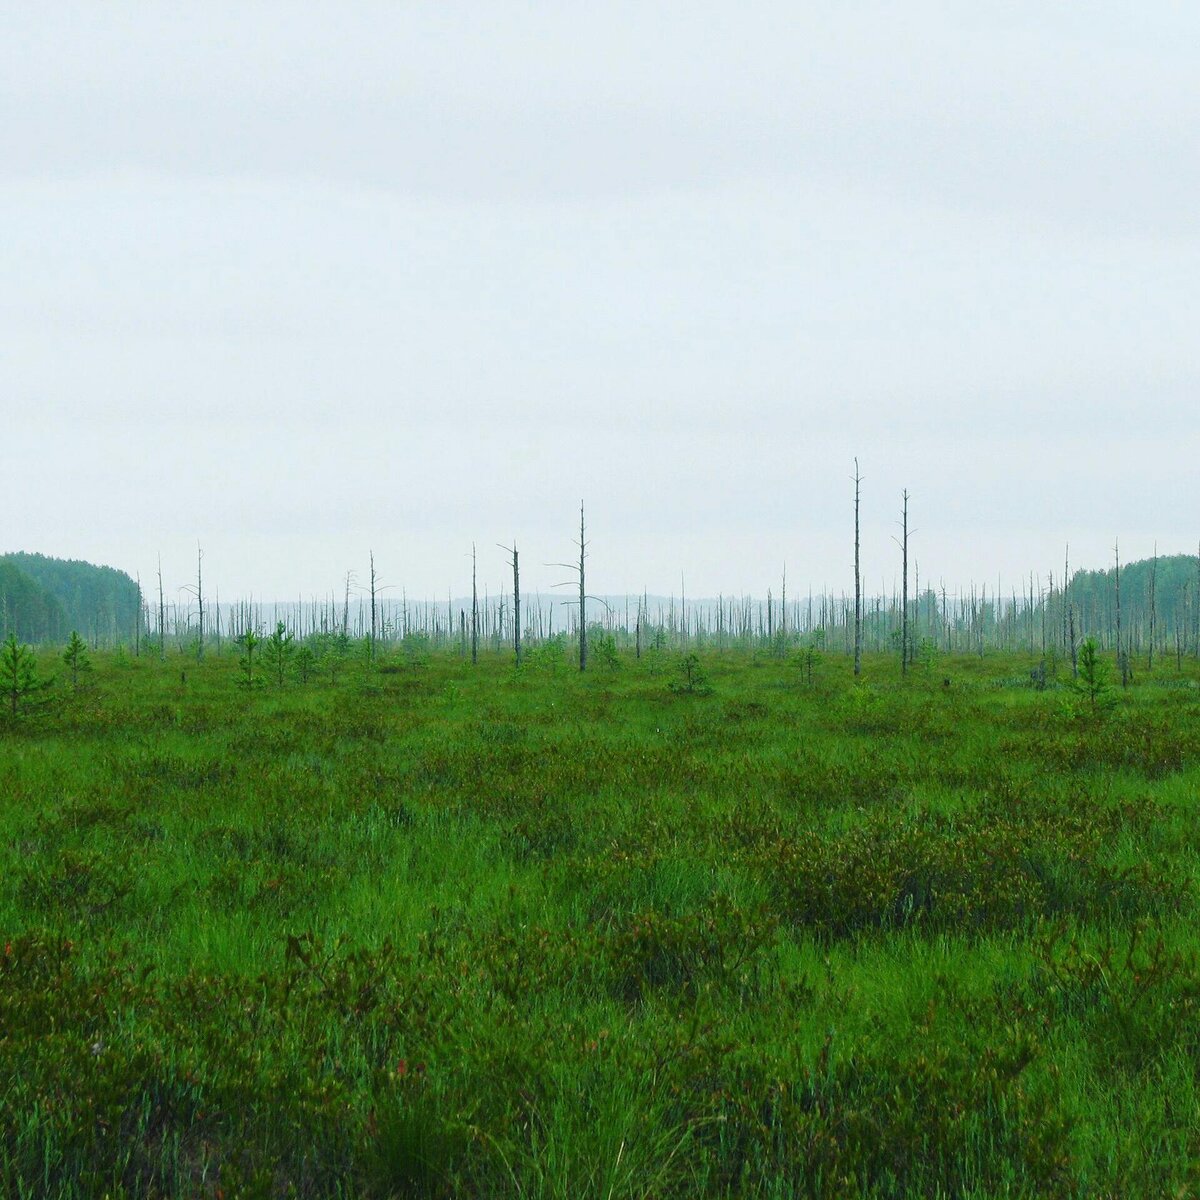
[3,642,1200,1196]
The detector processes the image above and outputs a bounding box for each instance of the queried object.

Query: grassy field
[3,643,1200,1197]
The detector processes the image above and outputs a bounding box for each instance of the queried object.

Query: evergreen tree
[3,635,48,717]
[62,630,92,689]
[1070,637,1115,713]
[263,622,295,688]
[237,629,261,690]
[294,644,316,685]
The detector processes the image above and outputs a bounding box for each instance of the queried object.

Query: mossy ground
[3,646,1200,1197]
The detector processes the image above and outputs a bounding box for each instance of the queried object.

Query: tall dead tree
[181,544,204,662]
[471,543,479,666]
[499,540,521,666]
[914,559,920,653]
[369,551,378,665]
[157,556,166,661]
[781,564,787,640]
[853,459,863,677]
[578,504,587,671]
[895,489,911,674]
[196,545,204,661]
[550,502,590,671]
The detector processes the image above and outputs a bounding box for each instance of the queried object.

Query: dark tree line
[0,561,67,643]
[1,553,140,644]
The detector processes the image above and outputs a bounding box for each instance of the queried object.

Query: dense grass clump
[3,647,1200,1197]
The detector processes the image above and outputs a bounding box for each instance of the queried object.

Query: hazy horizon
[5,4,1196,600]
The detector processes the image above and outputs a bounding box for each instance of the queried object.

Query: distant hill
[0,553,140,643]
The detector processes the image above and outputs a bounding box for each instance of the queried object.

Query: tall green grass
[2,646,1199,1196]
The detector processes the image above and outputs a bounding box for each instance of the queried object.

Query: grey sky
[3,3,1197,602]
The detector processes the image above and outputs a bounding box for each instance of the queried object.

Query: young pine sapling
[294,644,316,685]
[1070,637,1116,714]
[263,622,295,688]
[3,635,49,717]
[237,629,261,690]
[62,630,92,690]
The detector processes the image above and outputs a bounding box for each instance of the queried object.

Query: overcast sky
[3,3,1196,602]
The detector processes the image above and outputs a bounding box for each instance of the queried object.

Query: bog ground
[3,647,1200,1197]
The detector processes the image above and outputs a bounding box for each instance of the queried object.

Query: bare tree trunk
[195,544,204,662]
[579,503,588,672]
[471,543,479,666]
[680,572,687,649]
[914,559,920,656]
[513,543,520,666]
[157,556,166,661]
[853,459,863,677]
[781,564,787,640]
[369,551,378,666]
[1041,573,1048,659]
[499,541,521,666]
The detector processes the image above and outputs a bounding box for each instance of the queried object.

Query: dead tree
[498,540,521,666]
[369,552,378,665]
[578,504,588,671]
[342,571,353,640]
[781,564,788,640]
[471,543,479,666]
[853,459,863,677]
[894,490,912,674]
[196,545,204,661]
[157,556,166,661]
[550,502,593,672]
[180,544,204,662]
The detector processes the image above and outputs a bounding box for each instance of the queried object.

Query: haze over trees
[0,560,66,643]
[0,553,140,644]
[3,532,1199,676]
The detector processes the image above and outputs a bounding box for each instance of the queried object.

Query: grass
[2,644,1200,1196]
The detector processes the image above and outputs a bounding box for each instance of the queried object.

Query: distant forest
[0,553,141,643]
[3,543,1199,672]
